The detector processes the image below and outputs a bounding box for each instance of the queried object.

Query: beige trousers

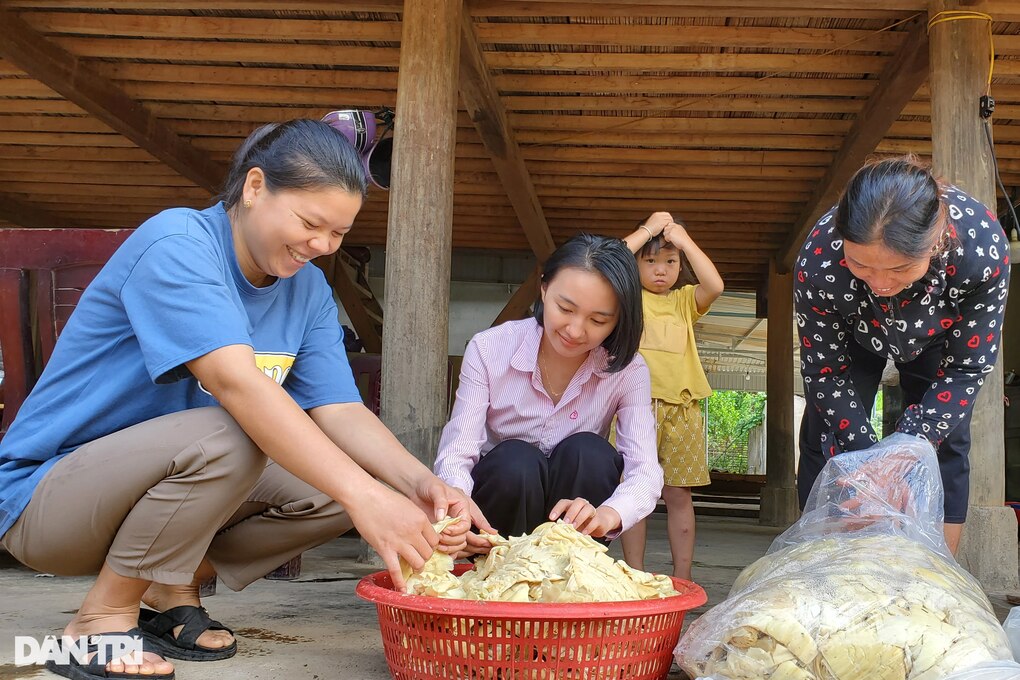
[1,407,353,591]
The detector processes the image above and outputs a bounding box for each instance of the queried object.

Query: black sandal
[45,627,174,680]
[137,606,237,661]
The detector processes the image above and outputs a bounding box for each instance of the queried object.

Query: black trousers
[798,339,972,523]
[470,432,625,537]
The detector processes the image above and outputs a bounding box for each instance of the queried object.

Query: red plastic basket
[356,563,707,679]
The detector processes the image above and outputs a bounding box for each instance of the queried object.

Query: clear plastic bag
[675,433,1013,679]
[941,661,1020,679]
[1006,607,1020,662]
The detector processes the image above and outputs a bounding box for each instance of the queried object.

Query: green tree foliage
[705,390,766,473]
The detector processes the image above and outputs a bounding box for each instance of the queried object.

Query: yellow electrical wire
[926,10,994,93]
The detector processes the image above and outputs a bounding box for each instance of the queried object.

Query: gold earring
[243,199,252,208]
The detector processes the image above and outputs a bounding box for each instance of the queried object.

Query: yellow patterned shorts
[654,398,710,488]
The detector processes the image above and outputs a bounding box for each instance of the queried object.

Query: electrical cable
[932,11,1017,243]
[984,120,1020,242]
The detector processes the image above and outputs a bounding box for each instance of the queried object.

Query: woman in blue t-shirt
[0,118,490,680]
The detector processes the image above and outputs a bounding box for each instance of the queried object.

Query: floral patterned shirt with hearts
[794,186,1010,454]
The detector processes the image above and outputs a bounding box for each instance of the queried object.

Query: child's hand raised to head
[642,212,672,237]
[663,221,691,249]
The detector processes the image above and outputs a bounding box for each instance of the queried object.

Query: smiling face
[842,240,931,297]
[539,267,620,361]
[233,168,363,287]
[636,245,681,295]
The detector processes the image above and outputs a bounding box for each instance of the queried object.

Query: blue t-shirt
[0,203,362,537]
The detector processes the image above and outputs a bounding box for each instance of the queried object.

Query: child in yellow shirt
[621,212,724,580]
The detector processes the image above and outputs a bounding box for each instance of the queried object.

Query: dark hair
[219,119,369,209]
[835,156,946,258]
[637,233,678,259]
[532,233,643,373]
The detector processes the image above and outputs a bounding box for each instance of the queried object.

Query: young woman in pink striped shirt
[435,234,663,552]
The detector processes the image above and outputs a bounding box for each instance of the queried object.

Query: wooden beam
[930,0,1015,591]
[492,267,541,327]
[776,17,930,272]
[0,8,223,193]
[380,0,462,463]
[731,318,765,351]
[318,254,382,354]
[459,12,554,262]
[760,258,798,527]
[0,193,86,229]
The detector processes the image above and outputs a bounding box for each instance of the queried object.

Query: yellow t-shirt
[638,285,713,405]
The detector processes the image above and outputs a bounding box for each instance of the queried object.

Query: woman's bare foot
[142,582,235,650]
[64,606,174,676]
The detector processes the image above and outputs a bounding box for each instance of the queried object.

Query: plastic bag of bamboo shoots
[675,433,1014,680]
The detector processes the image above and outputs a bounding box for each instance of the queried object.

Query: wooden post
[929,0,1019,590]
[380,0,462,464]
[760,258,800,527]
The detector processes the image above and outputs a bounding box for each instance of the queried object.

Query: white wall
[336,276,519,356]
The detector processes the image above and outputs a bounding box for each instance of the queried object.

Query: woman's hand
[454,530,497,559]
[411,474,496,554]
[549,497,622,538]
[836,449,918,518]
[346,483,440,591]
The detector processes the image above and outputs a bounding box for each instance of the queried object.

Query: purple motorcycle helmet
[321,109,393,190]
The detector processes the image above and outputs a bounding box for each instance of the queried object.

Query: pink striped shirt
[434,319,663,533]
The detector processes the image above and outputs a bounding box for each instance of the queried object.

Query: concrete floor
[0,515,1014,680]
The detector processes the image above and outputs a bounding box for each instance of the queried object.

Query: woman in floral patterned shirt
[795,156,1010,553]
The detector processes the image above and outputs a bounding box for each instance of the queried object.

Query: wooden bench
[0,228,131,435]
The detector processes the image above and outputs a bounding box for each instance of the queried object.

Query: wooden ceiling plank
[460,158,827,180]
[0,192,87,228]
[52,36,400,67]
[459,14,556,261]
[471,1,914,19]
[0,115,112,133]
[0,99,87,114]
[777,17,929,272]
[0,171,198,186]
[0,8,222,193]
[93,62,400,91]
[5,1,402,9]
[0,0,927,12]
[0,145,157,161]
[491,0,924,11]
[495,74,877,97]
[503,94,872,114]
[514,130,844,152]
[22,12,401,42]
[124,83,396,108]
[0,132,140,147]
[508,147,835,166]
[508,114,853,135]
[471,24,905,51]
[0,78,61,97]
[0,159,191,175]
[527,174,814,191]
[485,52,887,73]
[4,183,209,198]
[8,191,195,203]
